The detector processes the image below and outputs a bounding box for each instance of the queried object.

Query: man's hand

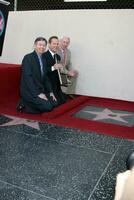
[38,93,48,100]
[67,70,77,77]
[54,64,63,70]
[50,92,57,101]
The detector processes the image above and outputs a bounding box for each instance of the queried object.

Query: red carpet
[54,97,134,140]
[0,95,134,140]
[0,63,134,140]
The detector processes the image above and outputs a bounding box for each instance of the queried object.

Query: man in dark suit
[17,37,58,113]
[43,36,66,105]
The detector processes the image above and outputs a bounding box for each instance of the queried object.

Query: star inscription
[83,108,133,124]
[0,115,40,130]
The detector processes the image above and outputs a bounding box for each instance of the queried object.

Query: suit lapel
[47,50,55,65]
[42,56,47,75]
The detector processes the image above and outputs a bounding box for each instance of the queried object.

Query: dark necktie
[53,54,57,64]
[38,55,44,78]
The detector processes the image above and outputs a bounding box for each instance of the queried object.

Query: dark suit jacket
[43,50,61,92]
[20,51,52,103]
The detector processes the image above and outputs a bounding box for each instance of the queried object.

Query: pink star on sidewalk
[0,115,40,130]
[84,108,133,124]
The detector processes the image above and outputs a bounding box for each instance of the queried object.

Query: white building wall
[0,10,134,101]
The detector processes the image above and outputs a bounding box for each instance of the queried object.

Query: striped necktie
[62,49,66,65]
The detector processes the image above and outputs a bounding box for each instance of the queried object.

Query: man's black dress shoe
[68,94,75,99]
[16,102,25,113]
[126,152,134,170]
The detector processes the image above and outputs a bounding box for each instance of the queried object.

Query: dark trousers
[53,89,67,105]
[17,94,58,114]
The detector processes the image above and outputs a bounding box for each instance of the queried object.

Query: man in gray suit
[58,36,78,97]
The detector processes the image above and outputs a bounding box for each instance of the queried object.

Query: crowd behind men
[17,36,77,113]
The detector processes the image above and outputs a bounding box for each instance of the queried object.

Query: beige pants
[61,75,77,94]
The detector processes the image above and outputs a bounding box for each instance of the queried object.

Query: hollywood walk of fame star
[83,108,133,124]
[0,115,40,130]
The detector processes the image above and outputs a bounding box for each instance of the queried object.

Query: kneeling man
[17,37,58,113]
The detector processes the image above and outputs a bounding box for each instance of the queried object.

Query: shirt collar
[60,47,67,54]
[49,49,55,58]
[35,51,42,59]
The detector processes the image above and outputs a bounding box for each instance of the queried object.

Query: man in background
[58,36,78,98]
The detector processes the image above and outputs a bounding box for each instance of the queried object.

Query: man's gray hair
[60,36,70,42]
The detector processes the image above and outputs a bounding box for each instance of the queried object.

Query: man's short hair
[34,37,47,45]
[48,36,59,44]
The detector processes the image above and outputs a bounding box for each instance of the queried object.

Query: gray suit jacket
[57,48,77,94]
[57,48,72,74]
